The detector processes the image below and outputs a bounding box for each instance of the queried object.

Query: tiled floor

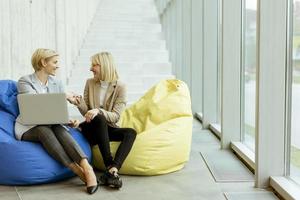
[0,119,279,200]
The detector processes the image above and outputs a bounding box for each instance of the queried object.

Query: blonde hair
[91,52,119,82]
[31,48,59,71]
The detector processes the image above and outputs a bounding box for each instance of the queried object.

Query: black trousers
[80,114,136,170]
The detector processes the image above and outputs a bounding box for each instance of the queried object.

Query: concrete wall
[0,0,100,83]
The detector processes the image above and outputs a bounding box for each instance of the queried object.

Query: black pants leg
[80,114,136,170]
[107,125,136,169]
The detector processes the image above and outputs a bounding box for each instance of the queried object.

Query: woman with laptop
[15,48,98,194]
[67,52,137,189]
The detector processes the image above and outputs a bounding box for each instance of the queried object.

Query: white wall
[0,0,100,83]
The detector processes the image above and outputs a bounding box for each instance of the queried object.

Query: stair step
[94,14,158,20]
[82,40,166,50]
[100,0,154,2]
[93,16,159,23]
[91,19,161,25]
[142,75,176,89]
[89,24,161,30]
[84,32,165,44]
[81,45,166,51]
[82,38,166,44]
[84,33,163,40]
[98,9,157,15]
[78,49,169,58]
[142,63,172,74]
[76,55,169,63]
[90,19,161,25]
[78,49,168,56]
[87,27,162,34]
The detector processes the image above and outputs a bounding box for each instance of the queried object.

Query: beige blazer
[77,78,127,128]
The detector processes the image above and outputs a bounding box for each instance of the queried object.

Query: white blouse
[99,81,109,108]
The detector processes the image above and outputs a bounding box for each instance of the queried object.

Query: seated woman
[67,52,137,189]
[15,48,98,194]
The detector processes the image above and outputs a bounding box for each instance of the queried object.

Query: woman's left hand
[85,109,99,123]
[66,92,81,105]
[68,119,80,128]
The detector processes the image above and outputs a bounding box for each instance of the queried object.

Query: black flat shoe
[86,180,99,194]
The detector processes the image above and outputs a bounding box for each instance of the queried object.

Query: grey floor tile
[192,130,220,145]
[0,186,19,200]
[193,118,203,127]
[200,149,254,182]
[224,191,280,200]
[217,182,257,193]
[0,193,20,200]
[0,186,16,192]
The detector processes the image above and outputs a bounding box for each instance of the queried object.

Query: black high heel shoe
[86,180,99,194]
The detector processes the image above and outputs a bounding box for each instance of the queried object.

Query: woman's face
[43,56,59,76]
[90,64,101,79]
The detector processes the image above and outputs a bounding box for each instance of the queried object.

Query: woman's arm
[17,76,36,94]
[76,80,90,116]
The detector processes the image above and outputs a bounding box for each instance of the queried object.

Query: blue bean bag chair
[0,80,91,185]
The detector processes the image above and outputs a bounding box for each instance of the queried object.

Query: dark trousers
[80,114,136,170]
[22,124,87,167]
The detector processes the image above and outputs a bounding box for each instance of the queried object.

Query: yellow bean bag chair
[92,79,193,175]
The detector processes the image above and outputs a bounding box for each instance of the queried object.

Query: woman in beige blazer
[68,52,137,189]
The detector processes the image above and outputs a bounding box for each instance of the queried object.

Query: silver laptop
[17,93,70,125]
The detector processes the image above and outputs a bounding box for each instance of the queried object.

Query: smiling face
[90,52,119,82]
[90,63,101,79]
[42,56,59,76]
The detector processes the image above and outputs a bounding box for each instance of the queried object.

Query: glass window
[290,0,300,183]
[217,0,223,124]
[242,0,257,151]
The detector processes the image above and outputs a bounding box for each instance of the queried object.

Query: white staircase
[67,0,173,117]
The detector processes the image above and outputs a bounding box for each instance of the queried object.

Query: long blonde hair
[91,52,119,82]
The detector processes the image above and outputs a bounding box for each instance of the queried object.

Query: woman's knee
[52,125,70,137]
[35,126,56,141]
[125,128,137,141]
[92,114,106,124]
[52,124,65,132]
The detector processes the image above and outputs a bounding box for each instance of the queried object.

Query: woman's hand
[84,109,99,123]
[68,119,80,128]
[66,92,81,105]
